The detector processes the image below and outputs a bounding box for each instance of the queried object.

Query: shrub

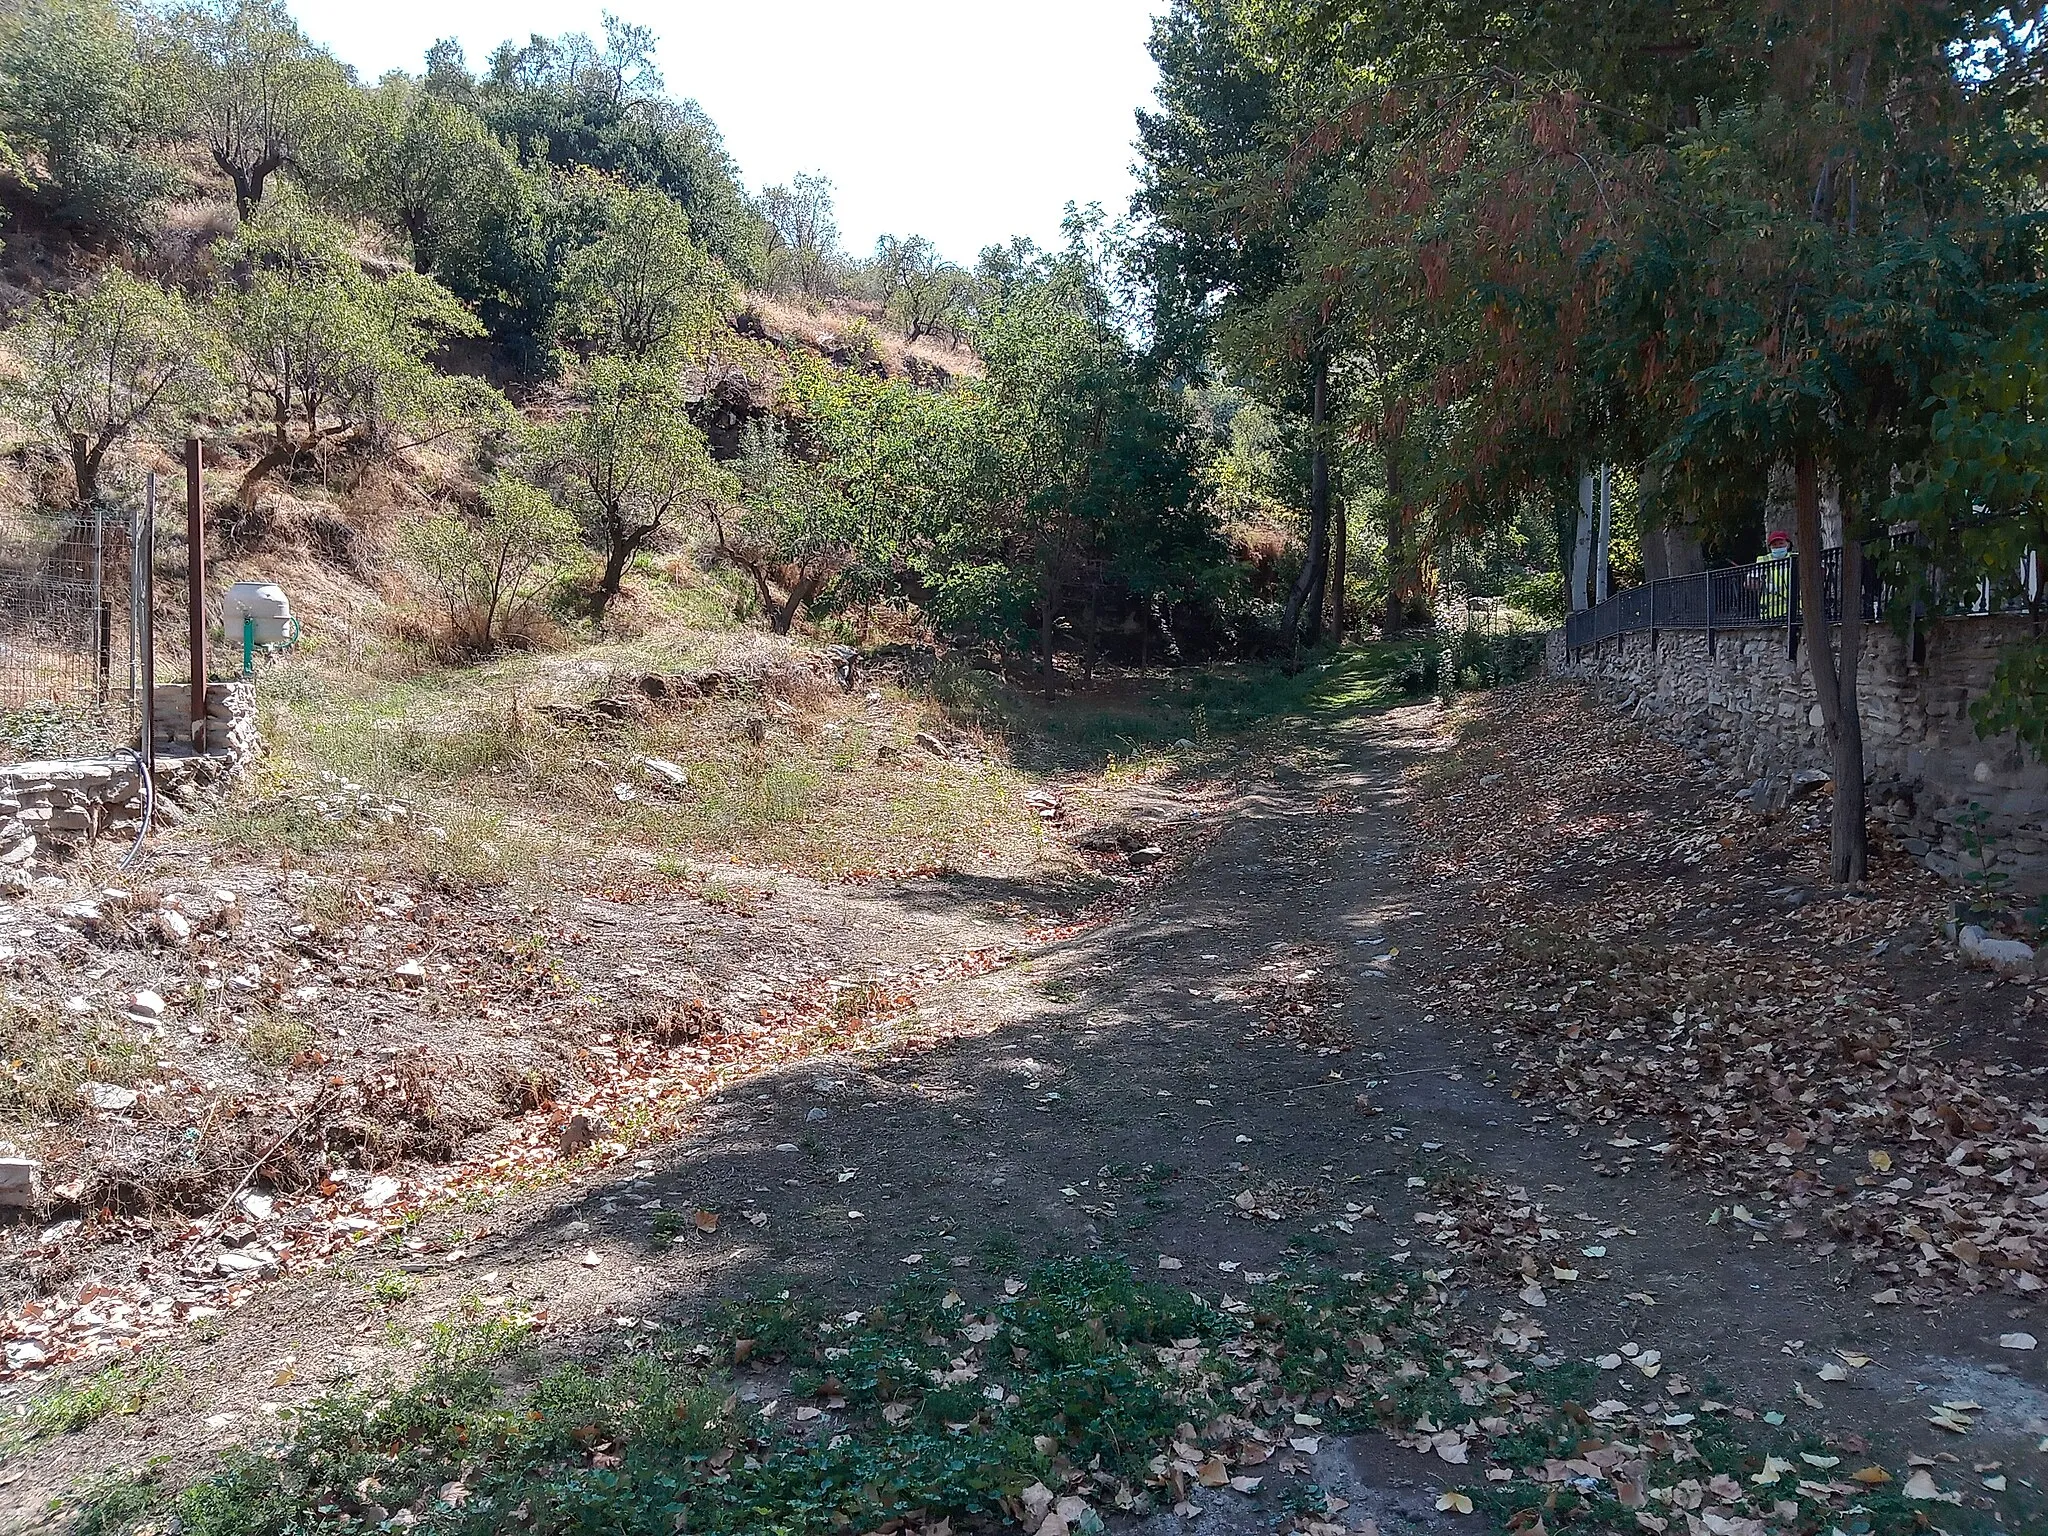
[401,476,580,652]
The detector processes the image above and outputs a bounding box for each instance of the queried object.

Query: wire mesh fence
[0,508,139,765]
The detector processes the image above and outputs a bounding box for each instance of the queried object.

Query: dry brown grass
[747,293,982,381]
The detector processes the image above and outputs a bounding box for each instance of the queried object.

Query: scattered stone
[1959,925,2037,978]
[0,1157,38,1208]
[361,1175,402,1209]
[127,988,166,1020]
[639,757,689,789]
[159,909,193,944]
[78,1081,138,1111]
[393,959,427,987]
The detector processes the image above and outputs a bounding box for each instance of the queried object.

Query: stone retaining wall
[0,679,258,886]
[1548,618,2047,892]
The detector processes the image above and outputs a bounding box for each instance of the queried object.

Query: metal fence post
[186,436,206,751]
[1705,569,1716,657]
[1787,552,1800,660]
[138,474,156,779]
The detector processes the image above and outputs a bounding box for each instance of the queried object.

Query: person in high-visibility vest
[1756,529,1792,619]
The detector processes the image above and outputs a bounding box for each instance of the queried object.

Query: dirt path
[10,692,2045,1531]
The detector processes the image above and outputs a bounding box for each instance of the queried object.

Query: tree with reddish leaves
[1160,0,2046,883]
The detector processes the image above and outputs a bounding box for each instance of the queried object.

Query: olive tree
[540,355,731,616]
[163,0,352,219]
[211,194,504,501]
[8,269,219,506]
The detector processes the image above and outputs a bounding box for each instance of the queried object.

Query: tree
[1137,0,1353,657]
[8,269,219,506]
[473,16,768,282]
[1884,313,2048,763]
[212,193,503,502]
[758,171,841,299]
[340,75,516,276]
[938,251,1210,695]
[164,0,352,219]
[560,178,732,362]
[869,234,968,345]
[402,474,578,650]
[540,355,731,617]
[1165,0,2043,882]
[717,421,860,635]
[0,0,181,237]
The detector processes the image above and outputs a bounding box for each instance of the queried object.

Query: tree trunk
[596,532,637,619]
[70,433,105,508]
[1330,496,1348,642]
[1793,447,1867,884]
[1569,470,1597,611]
[1280,353,1331,660]
[1593,464,1613,604]
[1383,447,1406,635]
[1082,576,1100,685]
[1040,578,1057,702]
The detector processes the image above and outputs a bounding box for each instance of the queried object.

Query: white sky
[287,0,1167,266]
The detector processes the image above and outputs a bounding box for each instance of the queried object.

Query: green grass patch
[69,1256,1993,1536]
[19,1358,169,1440]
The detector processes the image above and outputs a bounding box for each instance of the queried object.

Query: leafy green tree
[402,474,578,650]
[869,234,969,345]
[539,356,731,617]
[718,421,860,635]
[1156,0,2042,881]
[1884,314,2048,761]
[938,253,1211,694]
[561,179,732,362]
[472,17,768,281]
[211,193,503,502]
[340,75,517,276]
[758,171,841,299]
[0,0,181,237]
[7,269,219,506]
[163,0,352,219]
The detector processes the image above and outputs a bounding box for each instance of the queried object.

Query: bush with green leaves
[401,476,579,651]
[0,0,182,237]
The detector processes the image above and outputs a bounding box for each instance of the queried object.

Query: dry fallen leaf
[1434,1491,1474,1515]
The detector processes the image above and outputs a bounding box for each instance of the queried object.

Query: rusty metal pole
[139,473,156,779]
[185,436,205,751]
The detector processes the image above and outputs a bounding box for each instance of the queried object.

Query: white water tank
[224,580,294,646]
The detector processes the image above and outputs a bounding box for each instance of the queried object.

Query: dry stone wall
[1547,617,2047,892]
[0,679,258,889]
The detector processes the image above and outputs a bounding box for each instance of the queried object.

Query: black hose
[117,746,155,871]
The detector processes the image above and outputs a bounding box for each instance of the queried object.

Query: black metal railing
[1563,547,1901,655]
